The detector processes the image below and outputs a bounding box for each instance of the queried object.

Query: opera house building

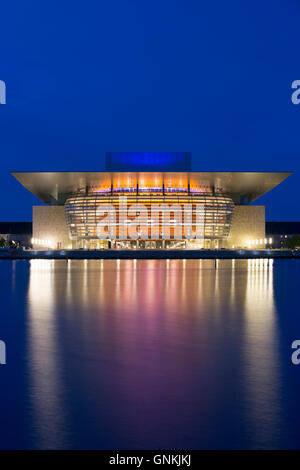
[12,153,290,250]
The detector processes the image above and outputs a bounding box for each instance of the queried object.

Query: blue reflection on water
[0,259,300,449]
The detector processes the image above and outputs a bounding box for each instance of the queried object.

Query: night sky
[0,1,299,221]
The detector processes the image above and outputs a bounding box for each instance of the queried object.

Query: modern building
[266,222,300,249]
[11,153,291,250]
[0,222,32,247]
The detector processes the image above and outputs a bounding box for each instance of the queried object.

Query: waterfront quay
[0,249,299,260]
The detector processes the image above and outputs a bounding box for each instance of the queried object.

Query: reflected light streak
[27,260,68,448]
[243,257,280,446]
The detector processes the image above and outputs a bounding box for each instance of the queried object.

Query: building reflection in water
[27,258,280,449]
[27,260,69,448]
[243,259,281,446]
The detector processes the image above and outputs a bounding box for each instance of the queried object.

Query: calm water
[0,258,300,449]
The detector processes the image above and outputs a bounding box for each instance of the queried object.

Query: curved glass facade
[65,192,234,249]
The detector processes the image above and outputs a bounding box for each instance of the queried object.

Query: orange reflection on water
[27,258,280,448]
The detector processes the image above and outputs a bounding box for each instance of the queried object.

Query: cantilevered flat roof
[11,171,291,204]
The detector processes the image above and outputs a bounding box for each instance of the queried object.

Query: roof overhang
[11,171,292,204]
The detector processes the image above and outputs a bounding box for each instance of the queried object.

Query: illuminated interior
[65,188,234,249]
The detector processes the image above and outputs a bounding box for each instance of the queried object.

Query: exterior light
[264,238,267,244]
[269,237,272,244]
[260,239,263,244]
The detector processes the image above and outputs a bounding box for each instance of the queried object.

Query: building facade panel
[227,206,265,249]
[33,206,71,249]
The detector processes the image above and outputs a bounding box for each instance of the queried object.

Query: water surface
[0,258,300,449]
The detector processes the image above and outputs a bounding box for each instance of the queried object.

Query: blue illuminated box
[105,152,191,171]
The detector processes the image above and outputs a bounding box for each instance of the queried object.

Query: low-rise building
[266,222,300,249]
[0,222,32,247]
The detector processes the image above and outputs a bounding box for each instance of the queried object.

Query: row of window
[65,193,234,241]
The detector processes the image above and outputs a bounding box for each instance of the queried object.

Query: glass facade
[65,191,234,249]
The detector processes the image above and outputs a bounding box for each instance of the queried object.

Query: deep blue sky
[0,0,299,221]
